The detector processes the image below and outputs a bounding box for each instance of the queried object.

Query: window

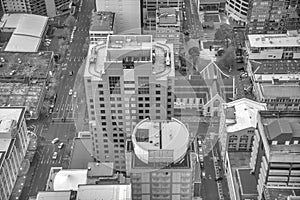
[145,103,150,107]
[102,122,107,126]
[101,116,106,120]
[272,141,278,145]
[109,76,121,94]
[101,110,105,114]
[90,99,94,103]
[99,91,104,95]
[100,104,105,107]
[138,77,149,94]
[156,110,160,113]
[110,97,115,101]
[145,97,150,101]
[156,91,160,95]
[98,84,103,88]
[156,97,161,101]
[99,97,104,101]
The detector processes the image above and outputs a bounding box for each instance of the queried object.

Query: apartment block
[95,0,141,34]
[247,60,300,111]
[89,11,115,44]
[219,98,267,158]
[0,107,29,200]
[250,111,300,200]
[247,0,300,34]
[126,118,193,200]
[246,31,300,60]
[84,35,175,171]
[0,0,70,17]
[225,0,249,25]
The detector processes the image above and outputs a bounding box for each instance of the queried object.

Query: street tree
[215,24,233,47]
[64,15,76,27]
[215,45,236,72]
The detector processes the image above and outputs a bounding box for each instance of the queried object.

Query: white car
[51,138,59,144]
[58,143,64,149]
[52,152,58,160]
[73,92,77,98]
[69,89,73,95]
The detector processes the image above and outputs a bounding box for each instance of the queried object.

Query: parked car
[51,138,59,144]
[69,89,73,95]
[52,152,58,160]
[58,143,64,149]
[73,92,77,98]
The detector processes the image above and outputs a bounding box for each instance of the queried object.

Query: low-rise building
[251,111,300,200]
[246,31,300,60]
[219,98,267,158]
[126,118,194,200]
[89,11,115,44]
[248,60,300,111]
[198,0,226,13]
[0,107,29,200]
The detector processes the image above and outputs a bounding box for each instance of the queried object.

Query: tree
[64,15,76,27]
[215,45,236,73]
[214,24,233,46]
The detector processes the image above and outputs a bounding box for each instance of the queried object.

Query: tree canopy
[214,24,233,42]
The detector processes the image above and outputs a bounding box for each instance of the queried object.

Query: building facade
[225,0,249,25]
[126,118,193,200]
[84,35,175,171]
[0,107,29,200]
[199,0,226,13]
[250,111,300,200]
[95,0,141,34]
[0,0,70,17]
[246,31,300,60]
[247,0,300,34]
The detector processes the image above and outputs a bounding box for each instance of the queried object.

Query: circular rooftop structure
[132,118,190,164]
[53,169,87,191]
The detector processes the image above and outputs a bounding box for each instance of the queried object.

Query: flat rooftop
[36,191,72,200]
[248,33,300,48]
[0,51,52,79]
[250,60,300,74]
[157,8,177,24]
[228,152,251,168]
[87,162,114,177]
[90,11,114,32]
[237,168,258,197]
[264,187,300,200]
[132,118,190,164]
[260,83,300,98]
[0,82,44,119]
[107,35,152,50]
[0,107,23,123]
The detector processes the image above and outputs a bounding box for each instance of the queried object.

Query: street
[19,0,94,199]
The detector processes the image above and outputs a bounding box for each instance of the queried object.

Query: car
[215,176,223,181]
[51,138,59,144]
[199,147,203,153]
[69,89,73,95]
[73,92,77,98]
[202,171,206,177]
[58,143,64,149]
[52,152,58,160]
[198,139,202,146]
[69,71,73,76]
[240,72,248,79]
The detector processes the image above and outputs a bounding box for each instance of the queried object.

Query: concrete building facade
[84,35,175,171]
[225,0,249,25]
[126,118,193,200]
[0,107,29,200]
[0,0,70,17]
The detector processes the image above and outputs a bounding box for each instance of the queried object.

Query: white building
[95,0,141,34]
[0,13,48,52]
[0,107,29,200]
[89,11,115,44]
[84,35,175,171]
[246,31,300,60]
[225,0,249,25]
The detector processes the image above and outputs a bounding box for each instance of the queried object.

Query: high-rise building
[0,107,29,200]
[0,0,70,17]
[247,0,300,34]
[225,0,249,25]
[251,110,300,200]
[84,35,175,171]
[126,118,194,200]
[95,0,141,34]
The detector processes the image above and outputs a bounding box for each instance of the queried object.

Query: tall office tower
[126,118,193,200]
[0,0,69,17]
[84,35,175,171]
[225,0,249,25]
[251,110,300,200]
[247,0,300,34]
[0,107,29,200]
[95,0,142,34]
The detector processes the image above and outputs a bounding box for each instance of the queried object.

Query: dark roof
[264,187,300,200]
[90,11,115,32]
[250,60,300,74]
[200,0,226,4]
[70,138,93,169]
[237,168,258,196]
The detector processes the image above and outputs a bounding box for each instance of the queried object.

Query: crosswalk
[66,56,86,62]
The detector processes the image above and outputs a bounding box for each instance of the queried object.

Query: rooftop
[0,82,45,119]
[260,83,300,98]
[90,11,115,32]
[77,184,131,200]
[264,187,300,200]
[157,8,177,24]
[69,137,93,169]
[237,168,258,197]
[53,169,88,191]
[0,107,23,125]
[200,0,226,4]
[36,191,72,200]
[5,35,41,52]
[248,33,300,48]
[0,51,52,79]
[250,60,300,74]
[224,98,267,132]
[87,162,114,177]
[132,118,189,164]
[84,35,174,81]
[228,152,251,168]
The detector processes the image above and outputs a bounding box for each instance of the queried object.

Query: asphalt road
[19,0,94,199]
